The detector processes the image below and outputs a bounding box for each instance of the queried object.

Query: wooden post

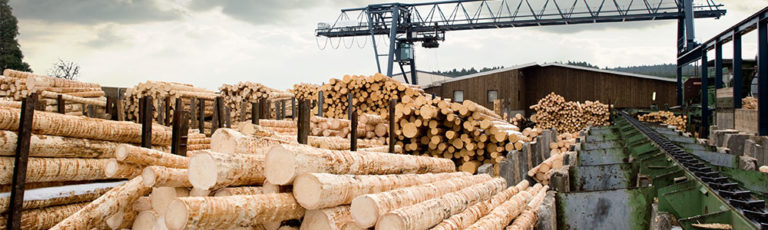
[86,105,96,118]
[211,98,221,134]
[224,107,231,128]
[198,99,205,134]
[7,93,37,230]
[172,98,189,156]
[350,102,358,152]
[251,102,261,125]
[240,102,248,122]
[190,98,198,129]
[164,97,172,125]
[297,100,310,144]
[389,99,396,153]
[217,97,226,129]
[141,96,153,148]
[347,93,353,120]
[263,99,271,119]
[56,94,65,114]
[280,100,286,120]
[291,98,296,120]
[116,98,125,121]
[274,101,281,120]
[106,96,114,119]
[317,91,324,117]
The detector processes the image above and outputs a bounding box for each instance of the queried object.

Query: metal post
[350,105,358,151]
[291,98,296,119]
[317,91,324,117]
[366,11,382,74]
[348,93,354,120]
[386,6,400,77]
[701,50,710,138]
[106,96,114,119]
[280,100,286,120]
[190,98,198,129]
[677,67,683,106]
[141,96,153,148]
[7,93,36,230]
[389,99,396,153]
[116,98,124,121]
[733,32,743,108]
[263,99,270,119]
[56,94,65,114]
[240,103,248,122]
[172,98,188,156]
[715,42,724,89]
[198,99,205,134]
[252,102,259,124]
[758,20,768,136]
[164,97,172,125]
[298,100,310,144]
[225,107,231,128]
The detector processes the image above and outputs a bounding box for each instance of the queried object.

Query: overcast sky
[8,0,768,90]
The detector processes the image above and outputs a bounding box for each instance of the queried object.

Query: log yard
[0,0,767,230]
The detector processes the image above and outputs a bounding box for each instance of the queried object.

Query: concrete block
[744,139,759,159]
[739,156,757,171]
[650,203,674,230]
[725,134,751,156]
[536,191,557,230]
[499,155,518,188]
[477,163,494,177]
[550,166,570,193]
[752,136,768,166]
[714,129,740,147]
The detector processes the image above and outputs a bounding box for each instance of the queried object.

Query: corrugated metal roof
[426,62,675,87]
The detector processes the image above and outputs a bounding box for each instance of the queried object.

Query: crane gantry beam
[316,0,725,84]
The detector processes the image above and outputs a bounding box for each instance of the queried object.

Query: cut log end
[133,210,159,230]
[264,145,296,185]
[165,199,189,230]
[292,174,322,210]
[106,210,124,230]
[300,210,330,230]
[376,213,405,230]
[105,159,119,177]
[210,129,236,154]
[350,196,379,228]
[151,187,179,216]
[141,167,157,187]
[189,153,218,189]
[115,144,129,161]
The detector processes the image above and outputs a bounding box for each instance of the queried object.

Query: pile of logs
[219,82,294,122]
[319,74,423,119]
[123,81,218,123]
[530,93,610,133]
[743,97,758,109]
[290,83,319,114]
[2,69,106,116]
[638,111,687,131]
[529,133,579,185]
[257,114,388,142]
[394,94,535,174]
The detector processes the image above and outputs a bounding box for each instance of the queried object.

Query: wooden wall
[424,70,523,110]
[522,66,676,113]
[424,65,677,114]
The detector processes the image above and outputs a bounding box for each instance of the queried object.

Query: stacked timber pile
[319,74,424,119]
[123,81,218,123]
[638,111,687,131]
[530,93,610,133]
[228,123,392,152]
[258,114,388,141]
[743,97,758,109]
[219,82,294,122]
[394,94,534,174]
[1,69,106,116]
[290,83,319,114]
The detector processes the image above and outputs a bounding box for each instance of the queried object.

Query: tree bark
[188,150,265,190]
[465,184,544,230]
[142,166,191,187]
[0,181,120,213]
[0,202,87,230]
[214,186,264,197]
[116,144,188,168]
[293,172,469,210]
[211,128,289,154]
[0,130,168,158]
[432,181,530,230]
[265,144,456,185]
[164,193,304,230]
[350,174,491,228]
[300,206,363,230]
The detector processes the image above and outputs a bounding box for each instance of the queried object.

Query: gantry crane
[315,0,726,84]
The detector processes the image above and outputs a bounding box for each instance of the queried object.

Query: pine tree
[0,0,31,73]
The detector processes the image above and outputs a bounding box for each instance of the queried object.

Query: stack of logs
[290,83,319,114]
[2,69,106,116]
[0,106,210,229]
[257,114,388,143]
[528,133,579,185]
[638,111,687,131]
[530,93,610,133]
[219,82,294,122]
[319,74,423,119]
[743,97,758,110]
[123,81,218,124]
[394,94,536,174]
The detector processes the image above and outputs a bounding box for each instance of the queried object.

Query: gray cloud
[84,25,126,48]
[185,0,372,25]
[9,0,180,24]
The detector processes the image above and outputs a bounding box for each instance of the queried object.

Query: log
[293,172,469,210]
[464,184,544,230]
[116,144,189,168]
[0,181,121,213]
[300,206,363,230]
[0,130,168,158]
[151,187,189,217]
[106,207,138,229]
[376,178,507,230]
[265,144,456,185]
[142,166,191,187]
[0,101,20,109]
[50,176,151,229]
[0,157,121,184]
[164,193,305,230]
[38,90,106,107]
[432,180,530,230]
[133,210,159,230]
[214,186,264,197]
[188,150,265,190]
[105,159,143,178]
[26,75,100,90]
[0,107,172,145]
[211,128,289,154]
[350,174,491,228]
[0,202,87,230]
[134,196,152,212]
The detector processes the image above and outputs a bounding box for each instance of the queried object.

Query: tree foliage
[0,0,31,73]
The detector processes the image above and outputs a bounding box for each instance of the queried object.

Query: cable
[316,36,329,50]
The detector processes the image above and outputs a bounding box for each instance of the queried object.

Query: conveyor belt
[620,111,768,229]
